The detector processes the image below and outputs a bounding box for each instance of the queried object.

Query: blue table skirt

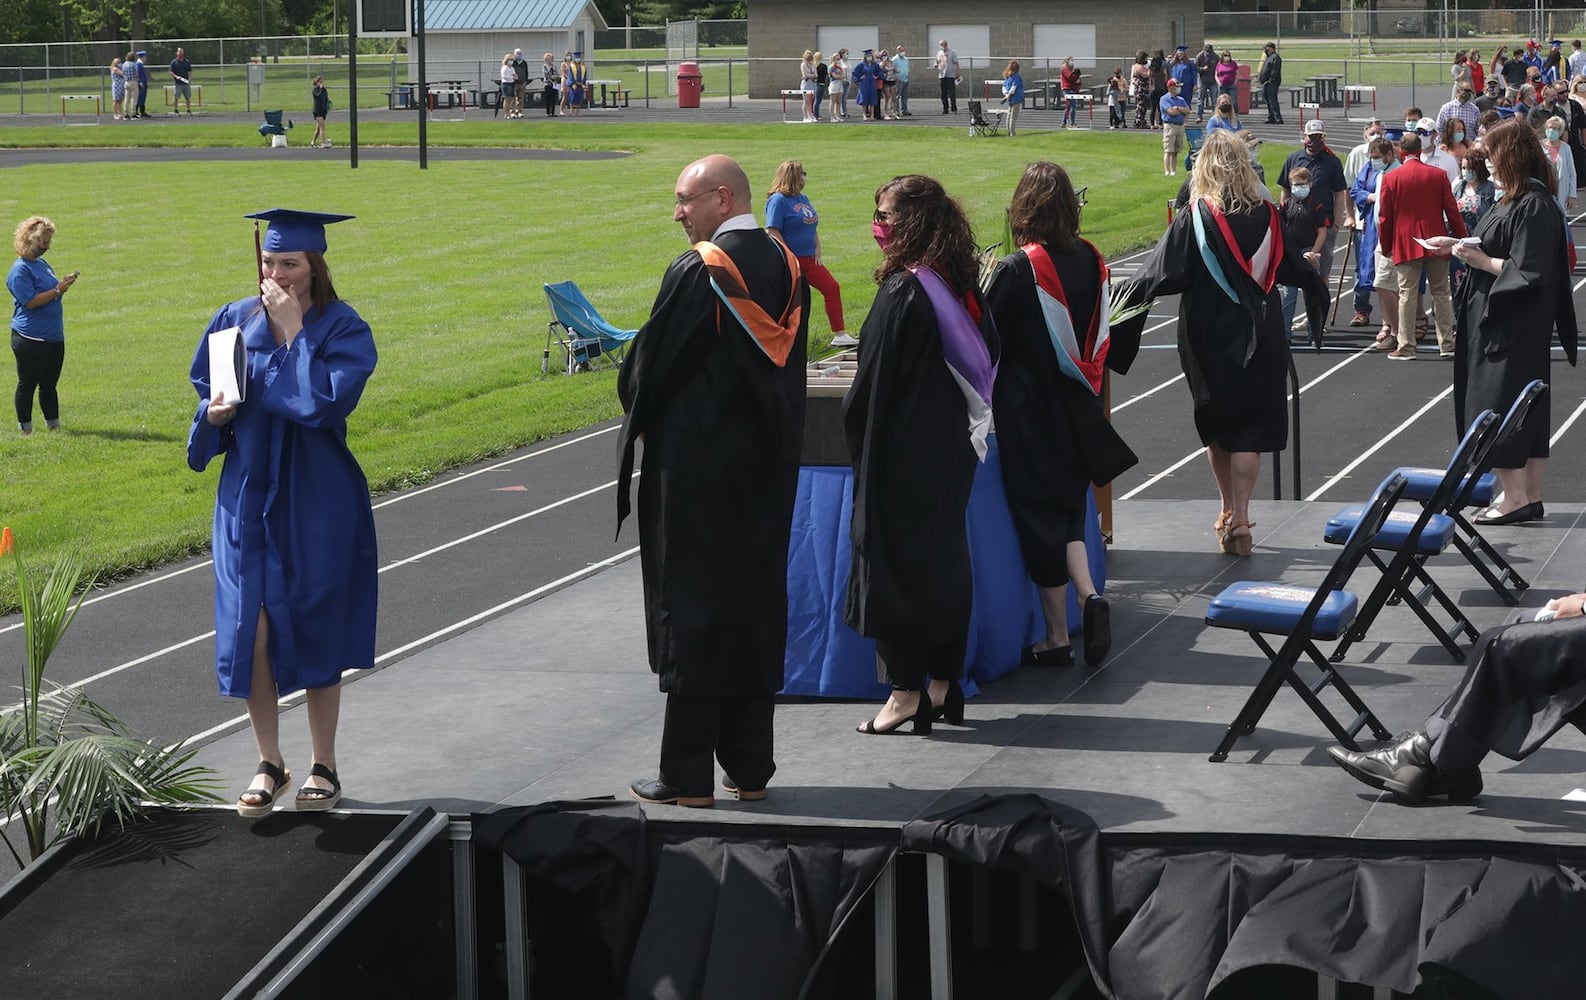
[783,434,1107,699]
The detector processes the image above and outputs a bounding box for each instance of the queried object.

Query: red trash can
[677,61,702,108]
[1235,63,1252,116]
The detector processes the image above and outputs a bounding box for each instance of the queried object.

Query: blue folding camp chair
[1387,380,1546,606]
[1204,474,1407,761]
[1321,410,1499,665]
[542,281,639,375]
[258,110,292,143]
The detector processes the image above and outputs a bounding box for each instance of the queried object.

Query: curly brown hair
[873,174,977,294]
[1007,161,1081,251]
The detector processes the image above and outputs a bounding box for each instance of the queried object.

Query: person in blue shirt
[169,46,193,114]
[187,208,378,818]
[1001,60,1024,136]
[1159,78,1189,176]
[8,216,77,435]
[765,159,849,344]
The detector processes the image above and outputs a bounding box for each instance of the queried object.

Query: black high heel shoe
[857,689,933,735]
[931,679,965,725]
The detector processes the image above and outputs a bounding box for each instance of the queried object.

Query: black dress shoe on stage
[1021,644,1074,667]
[1326,732,1482,803]
[1473,501,1544,526]
[1082,595,1112,666]
[630,778,714,808]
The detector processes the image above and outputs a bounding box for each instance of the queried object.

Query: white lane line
[1119,344,1375,500]
[0,427,625,636]
[1305,386,1454,501]
[379,478,622,570]
[179,546,642,747]
[1550,396,1586,447]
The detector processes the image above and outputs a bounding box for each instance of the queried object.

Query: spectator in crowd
[1195,42,1218,119]
[799,49,817,122]
[1278,165,1331,335]
[1567,77,1586,178]
[1327,592,1586,803]
[132,50,149,118]
[1170,46,1197,113]
[1570,39,1586,80]
[1500,44,1528,96]
[881,52,900,120]
[310,75,331,147]
[852,49,880,121]
[110,56,126,120]
[985,161,1133,670]
[187,208,377,817]
[1060,56,1083,129]
[828,49,848,121]
[1351,136,1400,335]
[539,53,558,117]
[1258,42,1283,124]
[935,38,960,114]
[511,49,529,111]
[1451,148,1497,322]
[807,52,824,120]
[558,51,572,115]
[1147,47,1168,127]
[1451,50,1472,99]
[845,174,997,735]
[1130,50,1152,129]
[1418,116,1460,184]
[618,155,807,806]
[1114,131,1327,557]
[1543,115,1578,212]
[1001,59,1025,137]
[9,215,76,435]
[1279,120,1353,282]
[499,54,519,119]
[1468,48,1485,93]
[1438,85,1481,138]
[1475,77,1503,113]
[894,46,911,116]
[1107,66,1126,129]
[1441,116,1473,163]
[1543,41,1565,85]
[1476,108,1502,144]
[1206,93,1241,137]
[1521,38,1545,77]
[1344,118,1386,182]
[169,47,193,115]
[1160,77,1188,176]
[1377,131,1466,360]
[1215,49,1238,107]
[765,159,848,347]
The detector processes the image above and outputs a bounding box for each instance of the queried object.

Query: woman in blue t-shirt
[1001,60,1025,137]
[764,159,850,345]
[9,215,77,435]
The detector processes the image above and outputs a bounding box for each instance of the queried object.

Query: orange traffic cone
[0,526,12,556]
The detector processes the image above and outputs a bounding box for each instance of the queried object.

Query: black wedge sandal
[238,760,291,819]
[294,763,342,812]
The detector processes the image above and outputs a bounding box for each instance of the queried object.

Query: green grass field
[0,119,1282,609]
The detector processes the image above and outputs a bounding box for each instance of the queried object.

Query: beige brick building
[746,0,1206,99]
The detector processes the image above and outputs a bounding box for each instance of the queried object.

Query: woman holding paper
[1452,118,1578,525]
[986,162,1136,668]
[186,208,377,817]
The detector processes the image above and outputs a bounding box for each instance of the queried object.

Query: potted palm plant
[0,527,222,864]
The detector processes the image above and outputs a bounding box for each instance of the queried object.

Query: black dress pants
[12,331,63,429]
[658,692,775,796]
[875,635,967,691]
[940,77,956,113]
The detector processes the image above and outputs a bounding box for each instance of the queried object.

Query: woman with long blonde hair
[1113,132,1328,555]
[799,49,817,121]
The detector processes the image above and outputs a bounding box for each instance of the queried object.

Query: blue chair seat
[1324,506,1456,553]
[1392,466,1497,507]
[1206,582,1360,640]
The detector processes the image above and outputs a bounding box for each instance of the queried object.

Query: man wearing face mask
[617,155,809,808]
[1278,121,1353,295]
[1376,132,1466,360]
[1344,119,1386,184]
[1437,86,1481,139]
[1352,137,1401,338]
[1417,116,1461,184]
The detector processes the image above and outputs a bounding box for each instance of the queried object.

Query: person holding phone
[9,215,77,436]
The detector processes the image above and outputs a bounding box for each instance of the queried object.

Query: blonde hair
[813,51,823,62]
[803,50,814,63]
[1190,131,1266,215]
[769,159,806,196]
[13,215,53,259]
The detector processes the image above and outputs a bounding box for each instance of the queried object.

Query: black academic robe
[615,230,809,696]
[1114,200,1328,453]
[985,245,1138,579]
[842,272,1000,645]
[1453,178,1579,467]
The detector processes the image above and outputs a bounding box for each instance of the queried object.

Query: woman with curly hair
[844,175,999,735]
[1113,132,1328,556]
[9,215,78,435]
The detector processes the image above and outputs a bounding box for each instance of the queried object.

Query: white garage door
[1033,24,1097,69]
[816,25,879,61]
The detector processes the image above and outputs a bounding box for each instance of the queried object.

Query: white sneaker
[830,333,859,348]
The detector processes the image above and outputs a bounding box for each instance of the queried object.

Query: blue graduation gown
[187,297,378,697]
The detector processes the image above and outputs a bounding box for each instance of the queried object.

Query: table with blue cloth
[783,433,1107,698]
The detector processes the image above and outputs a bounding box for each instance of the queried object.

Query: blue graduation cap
[135,49,147,57]
[245,208,355,253]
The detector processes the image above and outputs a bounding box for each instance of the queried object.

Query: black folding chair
[1388,379,1546,605]
[967,100,1003,137]
[1203,474,1407,762]
[1322,410,1500,665]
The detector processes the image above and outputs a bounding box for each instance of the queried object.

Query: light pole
[259,0,268,59]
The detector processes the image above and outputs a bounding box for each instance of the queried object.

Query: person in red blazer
[1377,132,1468,359]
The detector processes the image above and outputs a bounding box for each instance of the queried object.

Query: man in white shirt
[934,39,960,114]
[1343,118,1386,184]
[1416,116,1460,185]
[1569,39,1586,82]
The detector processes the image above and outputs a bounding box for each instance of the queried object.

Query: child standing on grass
[1107,67,1125,129]
[1278,166,1332,338]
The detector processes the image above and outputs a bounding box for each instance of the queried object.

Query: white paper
[1414,236,1481,250]
[207,326,245,405]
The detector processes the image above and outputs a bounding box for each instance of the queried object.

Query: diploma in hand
[208,326,246,404]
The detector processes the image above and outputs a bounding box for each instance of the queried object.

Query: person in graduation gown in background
[1451,117,1578,526]
[844,174,1000,736]
[1113,130,1328,557]
[617,154,808,808]
[986,162,1138,670]
[187,208,377,818]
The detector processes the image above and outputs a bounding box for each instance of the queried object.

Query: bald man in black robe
[617,154,809,807]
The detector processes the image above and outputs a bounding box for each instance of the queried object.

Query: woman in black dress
[844,175,999,735]
[986,162,1137,667]
[1451,117,1579,525]
[1114,131,1328,555]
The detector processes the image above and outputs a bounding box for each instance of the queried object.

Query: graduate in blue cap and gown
[187,208,377,817]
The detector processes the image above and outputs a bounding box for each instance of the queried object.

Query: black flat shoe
[630,778,714,808]
[294,762,342,812]
[1082,596,1112,666]
[1021,644,1074,667]
[858,690,933,735]
[931,679,965,725]
[1473,501,1544,526]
